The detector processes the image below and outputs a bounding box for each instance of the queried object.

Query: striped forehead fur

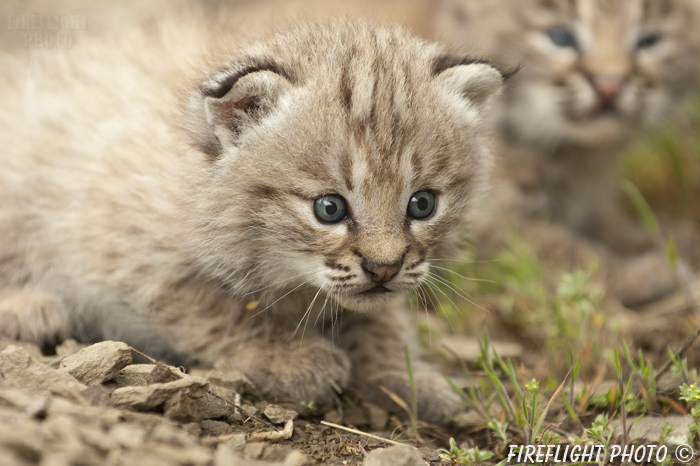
[211,21,498,206]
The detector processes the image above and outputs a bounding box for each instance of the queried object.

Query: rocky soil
[0,338,452,466]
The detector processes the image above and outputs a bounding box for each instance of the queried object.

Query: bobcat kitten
[0,14,505,422]
[436,0,700,305]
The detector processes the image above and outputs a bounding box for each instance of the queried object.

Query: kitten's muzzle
[590,74,623,110]
[362,260,401,284]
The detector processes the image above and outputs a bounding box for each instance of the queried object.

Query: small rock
[47,396,123,428]
[284,450,311,466]
[243,442,266,460]
[164,389,204,423]
[611,415,693,445]
[208,360,258,395]
[363,402,388,431]
[118,443,212,466]
[113,362,181,387]
[150,362,184,384]
[441,335,522,363]
[0,386,41,411]
[114,365,155,387]
[58,341,132,385]
[279,401,313,417]
[150,423,198,447]
[0,337,44,360]
[323,410,342,425]
[264,404,298,424]
[0,346,87,403]
[363,446,424,466]
[182,422,202,438]
[196,392,234,420]
[81,385,115,406]
[201,420,234,437]
[55,339,86,357]
[452,410,483,429]
[110,375,208,411]
[0,418,44,463]
[260,444,307,464]
[418,447,441,462]
[213,447,250,466]
[225,433,247,450]
[109,423,146,449]
[342,405,367,427]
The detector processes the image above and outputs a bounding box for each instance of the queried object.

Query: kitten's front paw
[359,372,461,425]
[0,287,71,346]
[238,340,351,404]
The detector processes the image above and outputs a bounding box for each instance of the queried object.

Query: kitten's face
[189,24,503,312]
[487,0,700,147]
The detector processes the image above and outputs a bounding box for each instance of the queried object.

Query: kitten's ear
[433,56,512,109]
[187,62,292,157]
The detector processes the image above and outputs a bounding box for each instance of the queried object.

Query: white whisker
[426,272,490,314]
[242,270,316,296]
[422,280,456,333]
[290,281,326,343]
[429,265,494,283]
[248,277,314,320]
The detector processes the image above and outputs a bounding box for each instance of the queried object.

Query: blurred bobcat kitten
[436,0,700,305]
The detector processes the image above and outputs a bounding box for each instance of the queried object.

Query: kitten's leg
[0,287,71,346]
[228,337,352,404]
[149,286,352,403]
[341,302,460,424]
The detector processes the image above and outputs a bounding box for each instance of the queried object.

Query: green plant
[659,421,675,444]
[679,383,700,444]
[438,438,494,466]
[622,341,659,412]
[581,414,616,464]
[670,350,699,383]
[299,400,316,410]
[653,453,675,466]
[457,330,573,447]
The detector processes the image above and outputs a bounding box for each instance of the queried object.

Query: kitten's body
[436,0,700,305]
[0,7,504,422]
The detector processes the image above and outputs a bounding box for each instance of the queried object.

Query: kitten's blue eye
[407,191,435,220]
[314,195,347,223]
[547,27,577,48]
[637,34,660,50]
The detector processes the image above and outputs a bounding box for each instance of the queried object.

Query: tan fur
[436,0,700,305]
[0,6,504,423]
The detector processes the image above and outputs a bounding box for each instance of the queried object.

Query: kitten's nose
[362,261,401,283]
[592,75,622,106]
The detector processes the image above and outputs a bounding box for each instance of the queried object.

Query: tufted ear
[187,62,293,157]
[433,56,513,109]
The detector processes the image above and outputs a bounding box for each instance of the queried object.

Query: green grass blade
[621,179,659,234]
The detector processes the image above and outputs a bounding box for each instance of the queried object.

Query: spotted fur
[0,11,504,423]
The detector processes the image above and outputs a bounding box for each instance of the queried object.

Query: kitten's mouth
[360,285,391,295]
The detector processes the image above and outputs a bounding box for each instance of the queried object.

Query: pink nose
[592,75,622,106]
[363,261,401,283]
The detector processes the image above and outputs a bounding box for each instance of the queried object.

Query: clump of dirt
[0,337,449,466]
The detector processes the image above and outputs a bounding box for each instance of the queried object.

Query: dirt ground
[0,337,460,466]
